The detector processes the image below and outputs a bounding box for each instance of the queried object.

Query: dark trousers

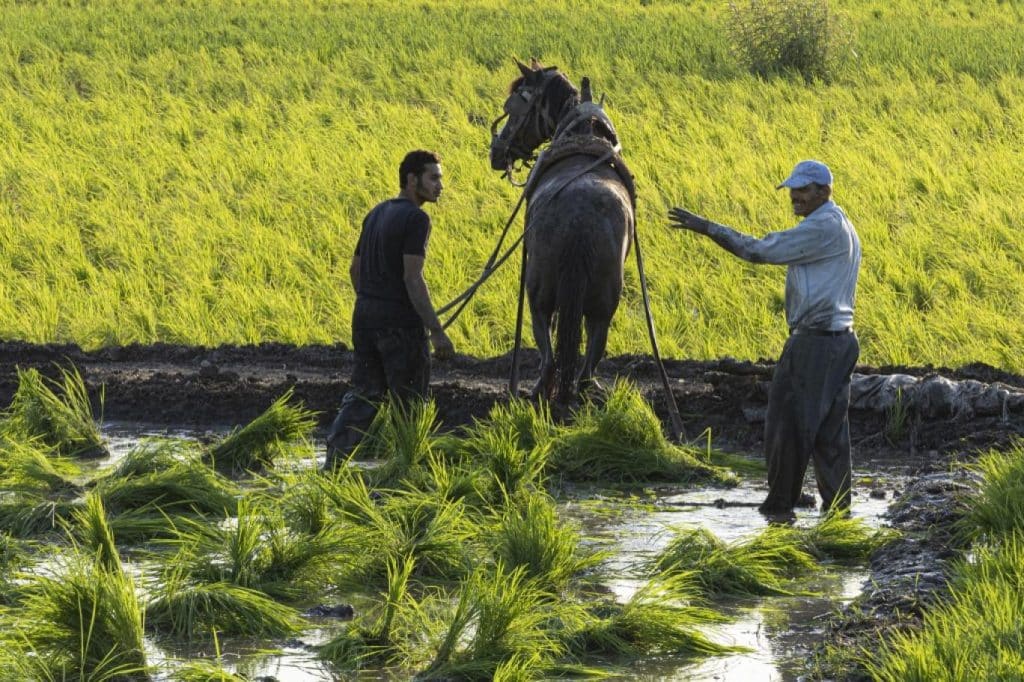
[760,332,860,515]
[325,326,430,468]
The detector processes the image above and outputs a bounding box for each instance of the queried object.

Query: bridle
[489,68,564,184]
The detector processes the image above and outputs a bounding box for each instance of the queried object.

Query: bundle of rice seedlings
[460,426,549,504]
[489,492,603,590]
[102,438,203,479]
[68,492,121,573]
[471,399,556,453]
[319,554,415,669]
[418,563,566,680]
[0,492,81,538]
[95,458,238,517]
[651,525,817,597]
[0,435,81,493]
[146,569,304,639]
[567,573,741,659]
[15,551,148,679]
[206,389,317,476]
[338,490,479,590]
[547,381,735,485]
[409,450,486,507]
[799,509,898,562]
[159,497,345,603]
[359,399,439,488]
[4,366,106,458]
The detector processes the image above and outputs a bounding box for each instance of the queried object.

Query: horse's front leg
[529,301,556,401]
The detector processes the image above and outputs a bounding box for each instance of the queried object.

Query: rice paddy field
[3,1,1024,681]
[0,0,1023,369]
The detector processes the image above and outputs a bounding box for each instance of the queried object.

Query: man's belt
[791,327,852,337]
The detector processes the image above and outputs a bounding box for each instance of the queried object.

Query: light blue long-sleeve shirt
[705,200,861,331]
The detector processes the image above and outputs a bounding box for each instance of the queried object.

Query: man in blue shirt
[668,160,861,521]
[324,150,455,471]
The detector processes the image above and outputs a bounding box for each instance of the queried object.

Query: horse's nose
[489,144,507,171]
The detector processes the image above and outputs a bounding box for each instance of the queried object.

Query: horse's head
[489,59,579,172]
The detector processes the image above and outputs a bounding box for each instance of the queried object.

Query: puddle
[39,423,905,680]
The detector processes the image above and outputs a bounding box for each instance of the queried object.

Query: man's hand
[430,329,455,360]
[668,207,711,235]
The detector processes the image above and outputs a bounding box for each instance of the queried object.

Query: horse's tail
[554,241,591,403]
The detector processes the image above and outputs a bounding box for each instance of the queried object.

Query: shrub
[728,0,853,82]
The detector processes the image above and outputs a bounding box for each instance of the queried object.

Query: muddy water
[96,424,903,681]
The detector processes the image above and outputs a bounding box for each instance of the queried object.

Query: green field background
[1,0,1022,370]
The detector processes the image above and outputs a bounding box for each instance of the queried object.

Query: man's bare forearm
[405,276,444,333]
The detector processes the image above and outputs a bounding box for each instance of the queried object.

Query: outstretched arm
[668,206,835,265]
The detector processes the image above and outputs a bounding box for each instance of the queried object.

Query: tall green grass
[0,1,1022,370]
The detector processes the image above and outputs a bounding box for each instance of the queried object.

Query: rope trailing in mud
[633,222,688,442]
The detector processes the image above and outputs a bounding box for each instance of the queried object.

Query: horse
[489,59,634,405]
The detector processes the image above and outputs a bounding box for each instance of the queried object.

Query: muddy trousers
[759,331,860,515]
[324,326,430,469]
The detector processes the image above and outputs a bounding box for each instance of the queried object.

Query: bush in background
[728,0,853,82]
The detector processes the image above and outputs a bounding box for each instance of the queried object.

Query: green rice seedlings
[0,492,81,538]
[418,563,566,680]
[206,389,317,476]
[473,398,557,454]
[359,399,440,488]
[95,457,238,518]
[15,551,148,679]
[461,426,549,505]
[650,525,817,597]
[159,497,344,602]
[864,534,1024,681]
[489,492,604,591]
[410,449,486,507]
[68,492,122,573]
[799,509,898,562]
[4,366,107,458]
[0,533,27,605]
[958,443,1024,540]
[146,569,304,640]
[567,574,741,660]
[0,435,81,493]
[319,553,416,670]
[338,491,478,590]
[547,381,736,485]
[103,438,204,479]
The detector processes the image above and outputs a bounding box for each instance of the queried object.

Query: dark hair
[399,150,441,189]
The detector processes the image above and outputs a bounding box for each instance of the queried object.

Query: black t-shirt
[352,198,430,329]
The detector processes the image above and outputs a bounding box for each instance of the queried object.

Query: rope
[633,221,688,442]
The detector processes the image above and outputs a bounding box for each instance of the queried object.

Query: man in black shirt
[324,150,455,471]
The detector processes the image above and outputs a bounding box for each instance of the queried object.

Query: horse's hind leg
[529,302,556,401]
[579,314,611,397]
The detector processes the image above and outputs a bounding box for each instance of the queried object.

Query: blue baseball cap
[776,160,833,189]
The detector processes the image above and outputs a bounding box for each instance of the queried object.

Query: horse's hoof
[578,378,606,401]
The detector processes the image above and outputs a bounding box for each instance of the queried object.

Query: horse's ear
[514,58,531,78]
[580,77,592,103]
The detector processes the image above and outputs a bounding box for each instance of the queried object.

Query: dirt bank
[2,340,1021,462]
